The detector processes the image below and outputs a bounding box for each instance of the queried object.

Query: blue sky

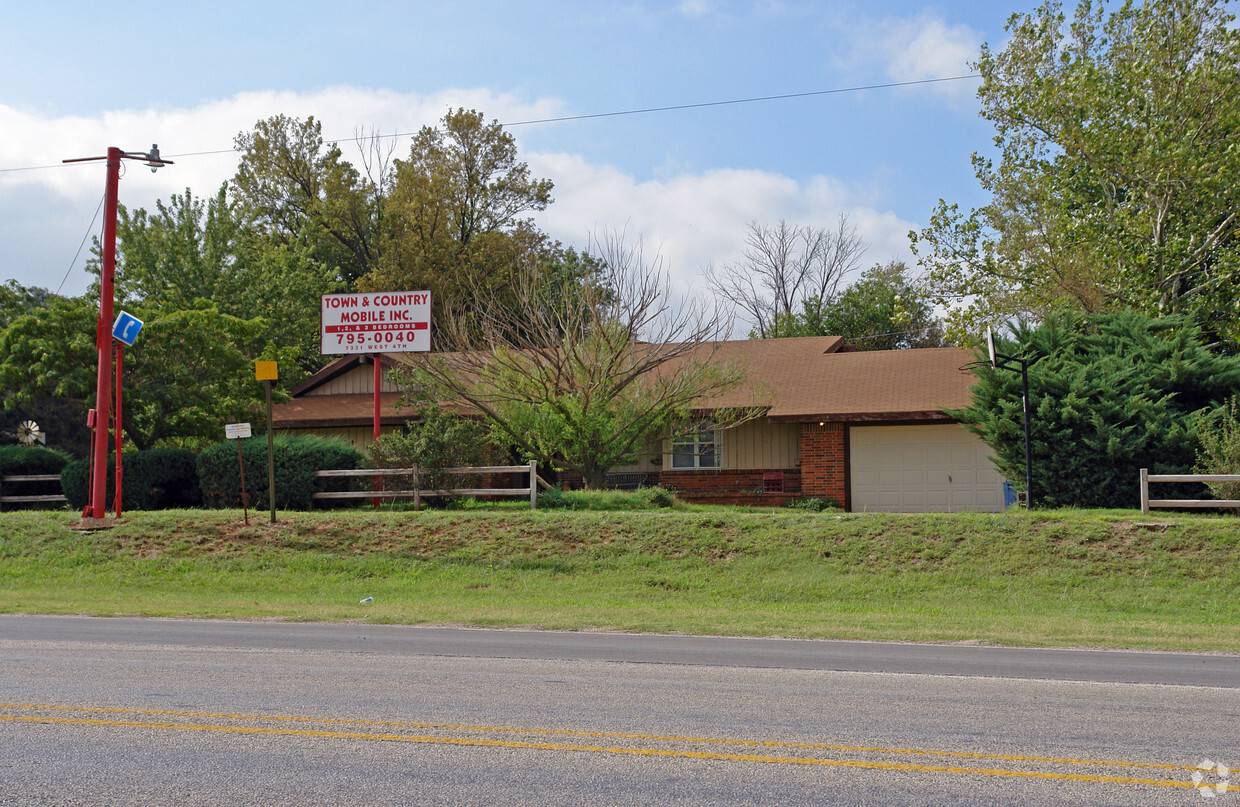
[1,0,1020,330]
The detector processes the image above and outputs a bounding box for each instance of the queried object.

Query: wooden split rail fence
[0,474,69,510]
[313,461,551,509]
[1139,469,1240,514]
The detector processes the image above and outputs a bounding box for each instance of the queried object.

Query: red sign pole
[373,353,382,509]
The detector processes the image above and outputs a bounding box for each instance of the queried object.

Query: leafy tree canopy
[952,310,1240,508]
[0,295,268,451]
[912,0,1240,347]
[770,261,946,349]
[364,108,557,317]
[233,114,380,286]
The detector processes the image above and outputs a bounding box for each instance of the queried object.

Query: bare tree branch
[707,216,866,338]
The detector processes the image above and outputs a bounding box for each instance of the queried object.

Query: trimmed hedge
[196,434,364,510]
[61,448,202,511]
[0,445,71,508]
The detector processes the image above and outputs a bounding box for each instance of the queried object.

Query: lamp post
[987,327,1035,508]
[63,145,172,520]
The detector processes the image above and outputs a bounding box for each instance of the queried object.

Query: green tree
[110,185,344,382]
[365,108,556,316]
[953,311,1240,508]
[233,114,381,286]
[912,0,1240,347]
[771,261,945,349]
[397,233,764,489]
[0,280,54,331]
[0,296,268,450]
[0,292,96,455]
[1194,396,1240,502]
[113,187,245,310]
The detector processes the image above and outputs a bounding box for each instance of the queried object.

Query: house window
[671,425,721,469]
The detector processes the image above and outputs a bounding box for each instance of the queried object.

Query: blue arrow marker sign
[112,311,144,346]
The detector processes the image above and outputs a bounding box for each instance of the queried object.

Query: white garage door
[849,424,1006,513]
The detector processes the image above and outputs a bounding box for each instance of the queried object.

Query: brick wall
[799,423,847,509]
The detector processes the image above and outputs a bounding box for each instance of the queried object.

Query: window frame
[669,423,722,470]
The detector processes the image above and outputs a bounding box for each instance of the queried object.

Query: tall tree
[912,0,1240,347]
[708,217,866,338]
[111,186,344,381]
[233,114,380,286]
[396,233,763,488]
[772,261,945,349]
[365,108,556,314]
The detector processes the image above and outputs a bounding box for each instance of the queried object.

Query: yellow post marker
[255,362,278,523]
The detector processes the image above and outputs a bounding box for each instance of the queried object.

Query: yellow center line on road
[0,713,1204,792]
[0,701,1193,774]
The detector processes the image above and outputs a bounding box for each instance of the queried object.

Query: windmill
[15,420,46,446]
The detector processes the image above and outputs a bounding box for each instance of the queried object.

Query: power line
[0,74,981,173]
[55,192,106,297]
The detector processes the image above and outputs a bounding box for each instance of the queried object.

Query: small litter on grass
[359,596,374,604]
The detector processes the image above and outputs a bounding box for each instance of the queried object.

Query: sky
[0,0,1019,334]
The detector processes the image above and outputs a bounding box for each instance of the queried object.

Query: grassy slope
[1,507,1238,651]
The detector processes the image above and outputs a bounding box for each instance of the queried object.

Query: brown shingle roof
[275,338,978,427]
[650,339,976,421]
[272,393,420,429]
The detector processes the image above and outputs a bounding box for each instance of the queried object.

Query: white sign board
[321,291,432,355]
[225,422,252,439]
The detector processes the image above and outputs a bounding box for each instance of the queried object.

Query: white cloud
[837,13,982,104]
[2,87,918,338]
[528,151,917,337]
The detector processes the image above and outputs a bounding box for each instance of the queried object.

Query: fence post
[1139,468,1149,515]
[529,460,537,509]
[413,464,421,512]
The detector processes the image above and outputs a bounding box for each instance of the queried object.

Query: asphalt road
[1,615,1237,805]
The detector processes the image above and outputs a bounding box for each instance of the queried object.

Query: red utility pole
[63,146,171,520]
[91,147,121,519]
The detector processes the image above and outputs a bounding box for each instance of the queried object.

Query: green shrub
[537,486,679,511]
[1195,396,1240,502]
[954,312,1240,509]
[537,488,589,510]
[60,448,201,511]
[0,445,71,508]
[784,497,839,512]
[197,434,363,510]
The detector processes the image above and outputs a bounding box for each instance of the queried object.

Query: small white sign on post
[225,422,252,439]
[321,291,432,355]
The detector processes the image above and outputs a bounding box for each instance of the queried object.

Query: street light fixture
[62,145,173,521]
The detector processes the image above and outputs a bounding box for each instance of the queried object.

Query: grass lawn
[1,505,1238,652]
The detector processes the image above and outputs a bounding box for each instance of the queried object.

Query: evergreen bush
[60,448,201,511]
[954,311,1240,509]
[197,434,363,510]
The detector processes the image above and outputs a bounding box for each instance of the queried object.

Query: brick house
[270,336,1007,512]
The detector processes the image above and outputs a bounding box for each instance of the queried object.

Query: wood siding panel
[306,365,401,396]
[724,420,799,470]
